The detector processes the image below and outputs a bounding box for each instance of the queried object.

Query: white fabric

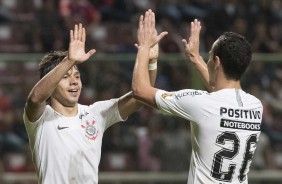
[155,88,263,184]
[23,99,124,184]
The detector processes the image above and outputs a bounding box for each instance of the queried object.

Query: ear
[214,56,221,70]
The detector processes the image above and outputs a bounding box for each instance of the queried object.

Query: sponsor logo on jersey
[57,125,69,130]
[220,118,261,131]
[175,91,206,100]
[220,107,261,120]
[81,118,99,140]
[79,112,89,119]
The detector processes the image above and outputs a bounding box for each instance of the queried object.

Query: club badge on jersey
[80,113,99,140]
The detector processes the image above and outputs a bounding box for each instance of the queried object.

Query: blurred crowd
[0,0,282,181]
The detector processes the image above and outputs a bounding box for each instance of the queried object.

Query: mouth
[68,89,79,96]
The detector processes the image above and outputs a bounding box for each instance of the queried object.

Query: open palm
[182,19,201,60]
[68,24,96,64]
[137,10,168,50]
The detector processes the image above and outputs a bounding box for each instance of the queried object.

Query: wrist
[189,55,203,64]
[138,45,151,51]
[148,62,157,70]
[64,56,76,65]
[149,59,157,63]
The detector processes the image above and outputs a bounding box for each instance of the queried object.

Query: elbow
[132,78,153,103]
[132,85,148,102]
[132,87,142,101]
[27,90,47,106]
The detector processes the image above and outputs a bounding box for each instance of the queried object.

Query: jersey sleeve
[155,89,209,123]
[89,98,125,130]
[23,105,53,146]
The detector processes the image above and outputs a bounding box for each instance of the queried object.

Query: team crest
[81,119,99,140]
[161,92,174,100]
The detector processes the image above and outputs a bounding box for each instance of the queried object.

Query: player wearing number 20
[132,10,263,184]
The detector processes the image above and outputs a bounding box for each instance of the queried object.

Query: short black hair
[212,32,252,80]
[39,51,68,79]
[38,51,82,105]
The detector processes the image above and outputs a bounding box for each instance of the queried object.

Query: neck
[51,100,78,117]
[212,71,241,91]
[213,80,241,91]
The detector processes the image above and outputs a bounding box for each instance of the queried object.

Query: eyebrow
[65,68,80,76]
[74,71,80,76]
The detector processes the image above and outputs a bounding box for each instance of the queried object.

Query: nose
[69,76,79,85]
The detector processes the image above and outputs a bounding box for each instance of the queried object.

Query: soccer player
[132,10,263,184]
[23,22,165,183]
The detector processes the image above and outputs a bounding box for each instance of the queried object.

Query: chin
[65,98,79,107]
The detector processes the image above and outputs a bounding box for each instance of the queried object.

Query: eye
[75,75,80,79]
[63,75,68,79]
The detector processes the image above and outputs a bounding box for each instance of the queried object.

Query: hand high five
[182,19,202,61]
[137,9,168,49]
[68,23,96,64]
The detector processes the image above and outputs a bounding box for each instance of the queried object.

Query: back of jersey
[187,89,263,184]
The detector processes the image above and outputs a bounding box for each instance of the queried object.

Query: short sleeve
[23,105,52,147]
[155,89,210,122]
[89,98,125,130]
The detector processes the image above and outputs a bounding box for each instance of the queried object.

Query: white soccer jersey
[155,88,263,184]
[23,99,125,184]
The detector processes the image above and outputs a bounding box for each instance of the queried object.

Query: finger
[78,23,83,41]
[74,24,78,40]
[182,39,188,48]
[82,27,86,43]
[190,21,195,38]
[150,10,155,31]
[86,49,96,58]
[139,15,144,29]
[157,31,168,42]
[196,20,202,33]
[144,10,150,32]
[154,28,158,36]
[194,19,200,33]
[193,19,201,37]
[70,30,74,42]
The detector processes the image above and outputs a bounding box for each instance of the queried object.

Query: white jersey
[155,88,263,184]
[23,99,125,184]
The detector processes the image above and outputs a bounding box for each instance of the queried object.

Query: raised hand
[137,9,168,49]
[182,19,202,62]
[135,42,159,61]
[68,23,96,64]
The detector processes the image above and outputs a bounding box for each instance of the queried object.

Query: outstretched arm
[25,24,96,122]
[118,44,159,119]
[118,10,167,119]
[132,9,168,109]
[182,19,212,91]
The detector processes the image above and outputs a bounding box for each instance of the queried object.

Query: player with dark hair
[132,10,263,184]
[23,23,165,183]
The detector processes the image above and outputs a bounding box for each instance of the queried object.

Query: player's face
[52,66,82,107]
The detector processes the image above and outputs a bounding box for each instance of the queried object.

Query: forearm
[190,55,211,91]
[118,49,158,119]
[132,46,158,108]
[28,57,76,104]
[132,46,151,94]
[149,59,157,86]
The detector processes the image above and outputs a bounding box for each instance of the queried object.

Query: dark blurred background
[0,0,282,183]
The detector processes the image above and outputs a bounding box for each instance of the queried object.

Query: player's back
[186,88,263,184]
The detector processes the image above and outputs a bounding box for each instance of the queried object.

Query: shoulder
[155,89,211,110]
[23,105,54,124]
[173,89,210,100]
[91,99,118,108]
[156,89,209,99]
[82,99,119,114]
